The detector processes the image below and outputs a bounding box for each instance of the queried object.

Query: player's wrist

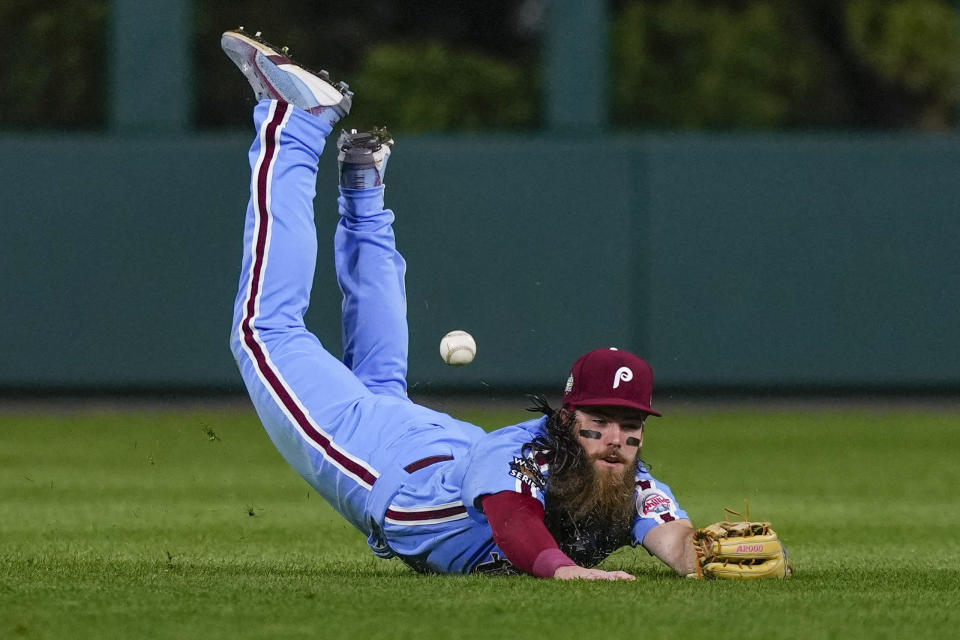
[533,548,577,578]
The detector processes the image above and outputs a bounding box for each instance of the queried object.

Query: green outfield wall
[2,132,958,392]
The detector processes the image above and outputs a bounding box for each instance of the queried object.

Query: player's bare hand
[553,566,636,581]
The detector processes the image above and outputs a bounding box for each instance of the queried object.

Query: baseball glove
[691,521,793,579]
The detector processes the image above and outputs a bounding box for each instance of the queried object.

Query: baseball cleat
[221,27,352,127]
[337,128,394,189]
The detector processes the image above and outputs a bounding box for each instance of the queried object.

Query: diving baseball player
[223,28,790,580]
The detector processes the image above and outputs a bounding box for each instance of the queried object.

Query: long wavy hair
[521,394,582,473]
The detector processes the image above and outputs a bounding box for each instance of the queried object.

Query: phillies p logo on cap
[613,366,633,389]
[562,348,661,416]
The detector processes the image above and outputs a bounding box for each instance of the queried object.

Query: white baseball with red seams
[440,330,477,365]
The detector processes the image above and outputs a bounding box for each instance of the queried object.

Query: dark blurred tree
[612,0,826,128]
[834,0,959,128]
[611,0,960,130]
[347,42,537,131]
[0,1,108,129]
[193,0,539,129]
[2,0,958,131]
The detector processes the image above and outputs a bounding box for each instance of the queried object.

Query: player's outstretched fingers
[605,570,637,581]
[554,566,636,581]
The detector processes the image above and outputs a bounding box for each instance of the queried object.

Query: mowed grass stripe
[2,405,959,639]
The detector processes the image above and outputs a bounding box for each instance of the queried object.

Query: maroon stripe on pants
[239,101,377,489]
[385,505,468,522]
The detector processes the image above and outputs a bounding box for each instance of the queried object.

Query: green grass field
[2,400,959,639]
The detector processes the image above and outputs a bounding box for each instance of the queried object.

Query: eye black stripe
[625,437,641,447]
[578,429,602,439]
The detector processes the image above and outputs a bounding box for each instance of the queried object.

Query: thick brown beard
[546,449,638,523]
[525,398,643,566]
[543,445,639,566]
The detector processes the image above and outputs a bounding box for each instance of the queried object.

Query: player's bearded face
[544,409,640,525]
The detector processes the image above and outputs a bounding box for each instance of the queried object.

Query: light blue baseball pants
[229,100,480,546]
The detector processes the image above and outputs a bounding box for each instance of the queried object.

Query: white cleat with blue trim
[221,27,352,127]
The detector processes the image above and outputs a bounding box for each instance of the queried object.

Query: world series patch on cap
[563,347,661,416]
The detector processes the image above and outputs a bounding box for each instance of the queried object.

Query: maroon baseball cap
[562,348,662,417]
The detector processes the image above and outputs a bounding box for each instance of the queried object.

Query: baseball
[439,330,477,365]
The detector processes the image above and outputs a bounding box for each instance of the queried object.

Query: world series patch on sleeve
[691,521,793,579]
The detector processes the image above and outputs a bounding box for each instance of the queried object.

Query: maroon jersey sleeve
[481,490,577,578]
